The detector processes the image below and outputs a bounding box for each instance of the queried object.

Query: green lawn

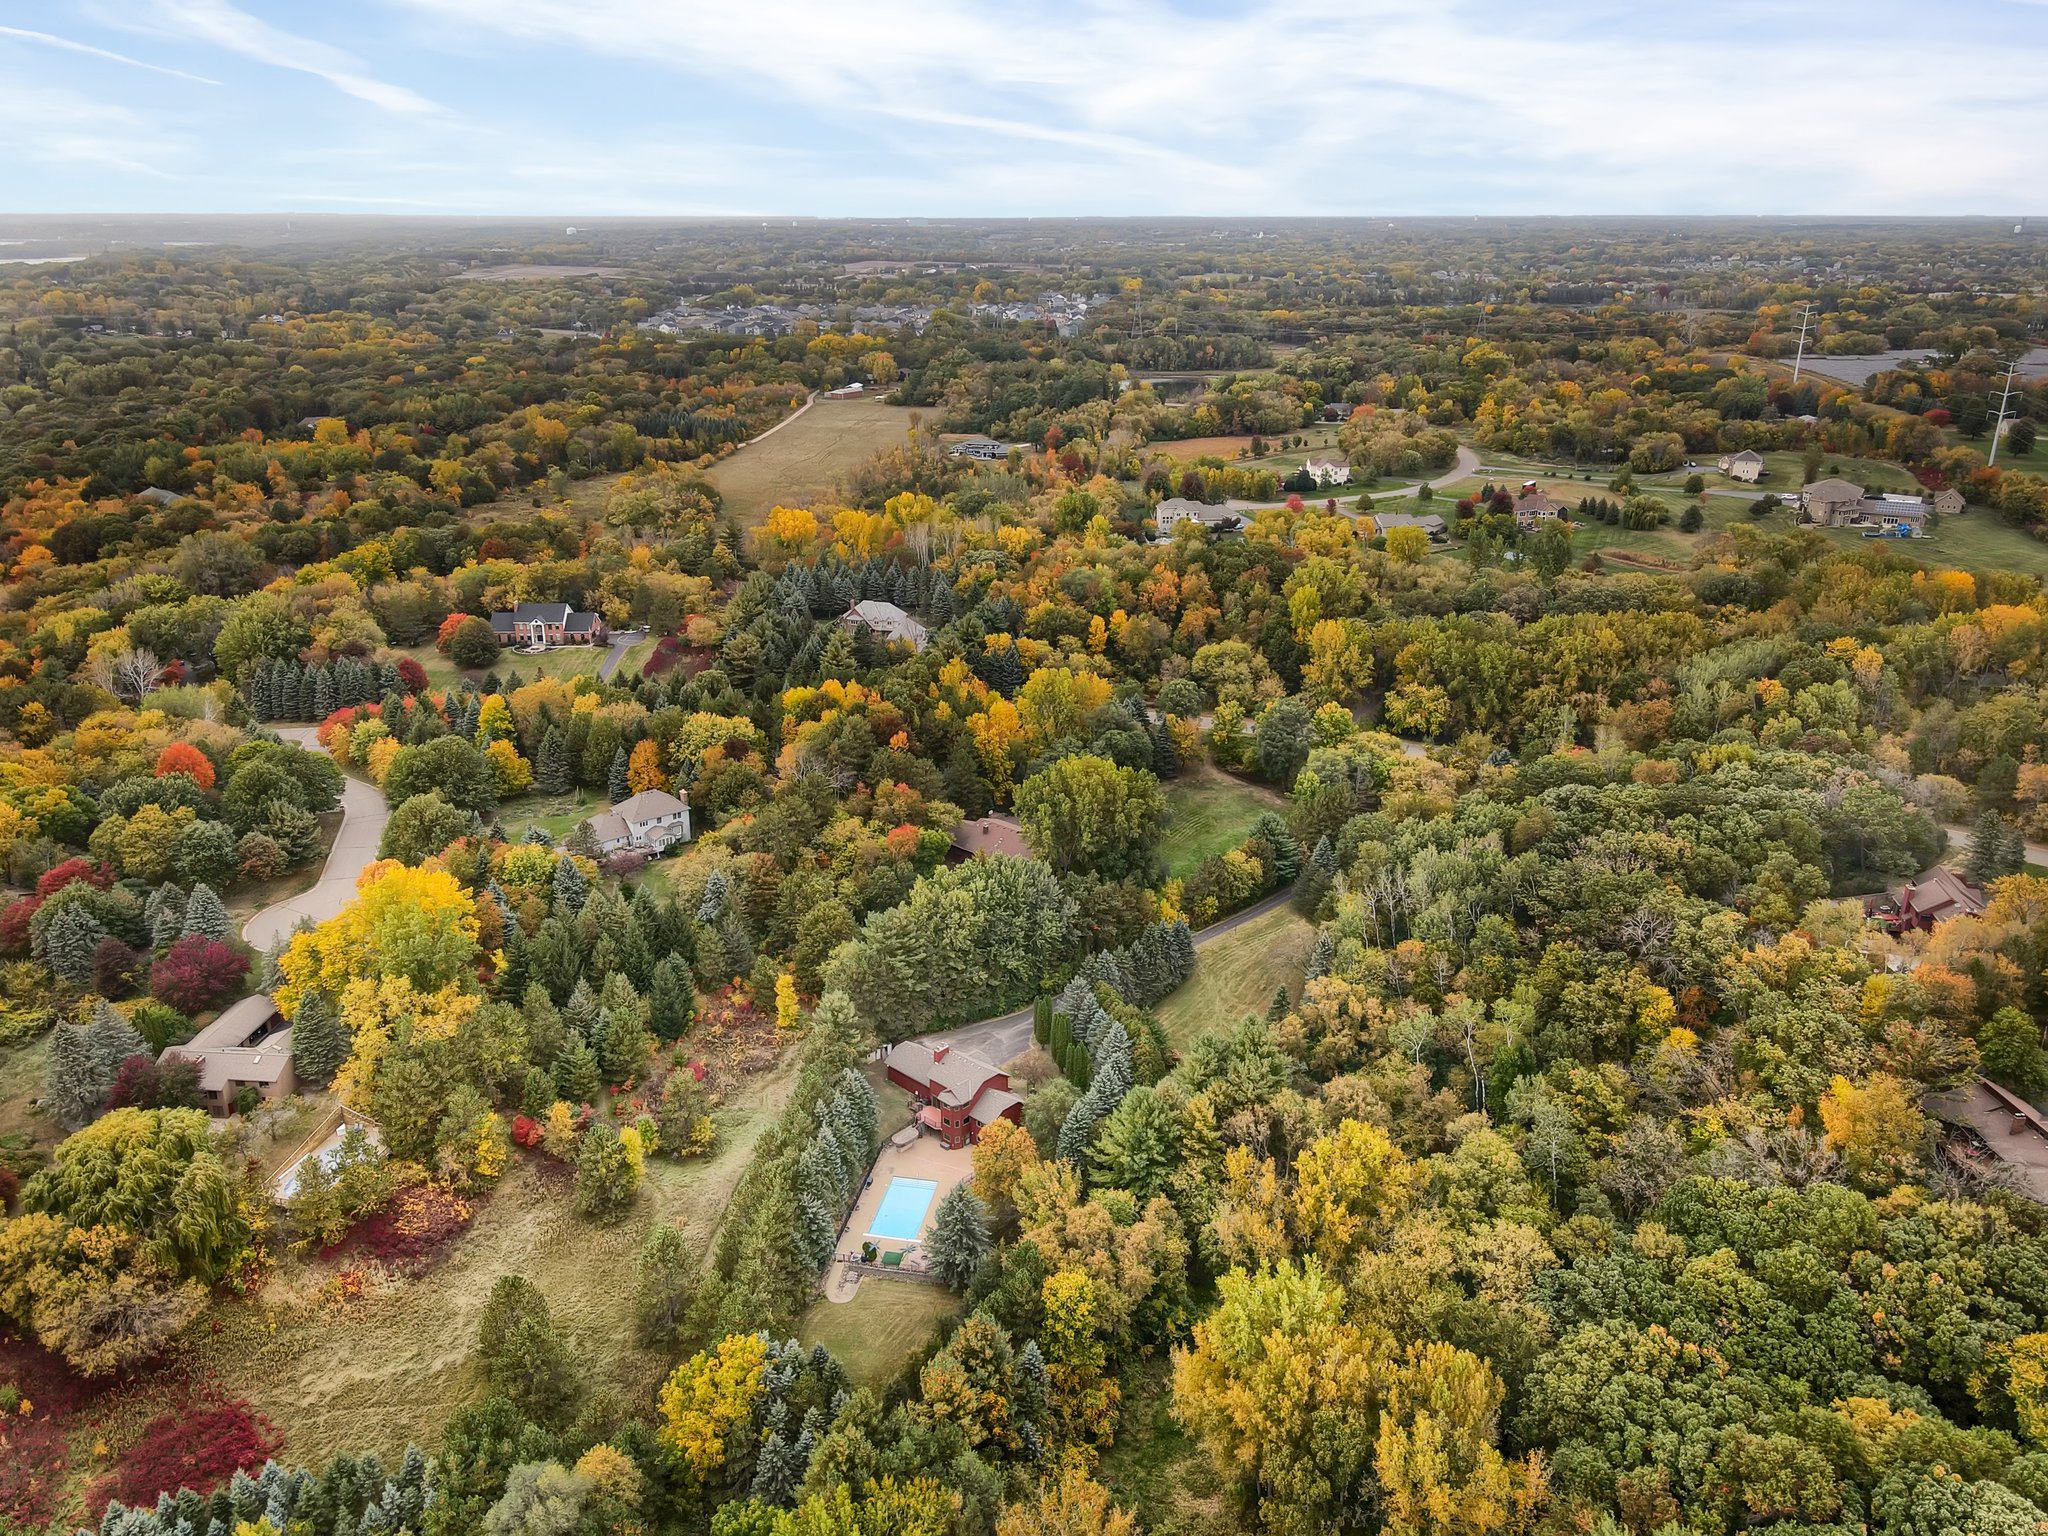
[797,1282,959,1392]
[1161,765,1287,879]
[1156,903,1316,1049]
[1097,1353,1232,1535]
[391,641,608,695]
[496,787,601,842]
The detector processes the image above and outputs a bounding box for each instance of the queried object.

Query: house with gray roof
[585,788,692,855]
[488,601,607,648]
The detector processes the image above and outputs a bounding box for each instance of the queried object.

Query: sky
[2,0,2046,216]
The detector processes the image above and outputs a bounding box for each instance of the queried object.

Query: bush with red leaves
[36,858,115,898]
[153,742,217,790]
[0,896,40,958]
[328,1180,474,1275]
[397,656,429,694]
[93,935,144,997]
[150,936,251,1013]
[0,1338,108,1528]
[90,1398,280,1510]
[511,1114,544,1148]
[0,1164,19,1211]
[105,1053,201,1112]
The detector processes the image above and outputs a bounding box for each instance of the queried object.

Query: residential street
[241,726,390,951]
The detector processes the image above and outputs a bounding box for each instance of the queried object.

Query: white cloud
[1,77,188,178]
[385,0,2048,212]
[0,23,220,83]
[145,0,443,115]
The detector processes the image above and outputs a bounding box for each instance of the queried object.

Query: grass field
[1157,903,1315,1048]
[497,786,602,842]
[390,641,608,695]
[707,398,921,525]
[1098,1354,1231,1536]
[192,1056,797,1466]
[796,1282,959,1392]
[1161,765,1287,878]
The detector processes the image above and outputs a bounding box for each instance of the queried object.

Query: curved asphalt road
[242,726,391,952]
[915,887,1299,1066]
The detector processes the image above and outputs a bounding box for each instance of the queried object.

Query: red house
[883,1040,1023,1150]
[1897,868,1987,930]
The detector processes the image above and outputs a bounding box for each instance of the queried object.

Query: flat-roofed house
[1155,498,1244,535]
[948,435,1009,461]
[842,599,928,651]
[883,1040,1024,1150]
[163,992,297,1116]
[1717,448,1766,483]
[488,601,607,648]
[585,788,693,854]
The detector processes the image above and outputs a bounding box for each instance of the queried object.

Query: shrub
[90,1397,280,1508]
[446,616,502,670]
[150,936,250,1013]
[0,896,39,957]
[397,656,430,693]
[153,743,217,790]
[36,859,114,898]
[92,936,144,997]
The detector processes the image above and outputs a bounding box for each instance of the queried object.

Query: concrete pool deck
[823,1133,973,1303]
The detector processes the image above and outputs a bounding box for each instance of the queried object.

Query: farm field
[796,1282,959,1392]
[1157,902,1315,1048]
[1160,764,1287,878]
[707,398,921,524]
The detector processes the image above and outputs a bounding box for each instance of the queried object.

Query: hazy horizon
[5,1,2046,217]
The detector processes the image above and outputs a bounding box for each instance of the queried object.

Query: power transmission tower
[1988,359,2022,467]
[1789,302,1816,385]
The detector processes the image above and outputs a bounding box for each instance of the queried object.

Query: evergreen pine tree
[535,725,570,794]
[247,664,274,722]
[552,853,590,916]
[554,1034,601,1105]
[1250,811,1300,884]
[520,1065,556,1119]
[45,1021,104,1127]
[181,882,233,941]
[43,902,108,984]
[607,745,632,802]
[649,955,695,1040]
[923,1184,992,1290]
[563,978,603,1039]
[1058,1021,1133,1162]
[291,990,348,1082]
[311,665,335,720]
[1306,930,1335,980]
[598,1004,651,1084]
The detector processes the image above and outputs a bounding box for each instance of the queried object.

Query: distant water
[0,254,88,264]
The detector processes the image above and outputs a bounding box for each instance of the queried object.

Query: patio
[822,1129,974,1303]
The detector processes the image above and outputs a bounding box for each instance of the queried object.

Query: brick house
[488,601,607,648]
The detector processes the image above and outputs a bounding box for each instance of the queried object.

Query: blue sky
[2,0,2045,215]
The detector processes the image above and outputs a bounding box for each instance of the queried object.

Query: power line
[1988,359,2022,468]
[1789,301,1816,385]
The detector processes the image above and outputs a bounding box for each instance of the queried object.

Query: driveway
[242,726,390,951]
[915,888,1298,1067]
[599,629,647,681]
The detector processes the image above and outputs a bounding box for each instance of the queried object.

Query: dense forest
[0,218,2046,1536]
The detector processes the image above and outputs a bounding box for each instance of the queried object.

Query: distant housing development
[163,993,295,1115]
[489,601,607,648]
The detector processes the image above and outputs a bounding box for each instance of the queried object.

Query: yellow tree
[970,1118,1039,1220]
[995,1468,1138,1536]
[1172,1260,1393,1536]
[657,1332,770,1478]
[1376,1341,1545,1536]
[277,862,481,1012]
[1040,1268,1120,1452]
[1818,1072,1926,1189]
[1290,1120,1416,1273]
[627,738,668,794]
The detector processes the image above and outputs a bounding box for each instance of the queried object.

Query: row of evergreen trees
[94,1446,433,1536]
[791,1064,882,1271]
[243,657,406,722]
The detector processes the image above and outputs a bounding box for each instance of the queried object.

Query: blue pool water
[868,1177,938,1241]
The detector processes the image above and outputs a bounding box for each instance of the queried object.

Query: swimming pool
[867,1176,938,1242]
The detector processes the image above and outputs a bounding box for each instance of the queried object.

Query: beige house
[163,993,296,1116]
[842,599,928,651]
[1798,478,1869,525]
[587,788,693,854]
[1302,457,1352,487]
[1511,487,1564,530]
[1718,449,1765,483]
[1934,488,1966,517]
